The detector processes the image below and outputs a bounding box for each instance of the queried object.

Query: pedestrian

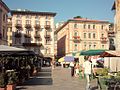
[74,62,80,77]
[70,61,75,77]
[82,56,94,90]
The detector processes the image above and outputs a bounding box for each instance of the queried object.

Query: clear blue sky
[4,0,114,23]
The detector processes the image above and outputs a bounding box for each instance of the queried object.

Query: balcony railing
[34,34,40,38]
[24,34,31,38]
[44,25,51,29]
[15,23,22,29]
[25,24,31,29]
[100,37,108,43]
[72,36,81,43]
[14,32,22,38]
[34,24,41,29]
[22,43,42,47]
[108,31,115,37]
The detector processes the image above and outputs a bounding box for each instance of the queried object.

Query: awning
[58,56,74,62]
[100,51,120,57]
[80,50,106,56]
[64,56,74,62]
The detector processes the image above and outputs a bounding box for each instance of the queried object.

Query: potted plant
[6,70,17,90]
[96,68,109,90]
[0,72,7,90]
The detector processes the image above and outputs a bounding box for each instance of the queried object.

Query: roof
[55,17,109,34]
[0,0,10,12]
[11,10,56,16]
[0,45,36,56]
[0,45,27,51]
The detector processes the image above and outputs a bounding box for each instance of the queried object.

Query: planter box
[98,77,107,90]
[0,87,6,90]
[6,84,16,90]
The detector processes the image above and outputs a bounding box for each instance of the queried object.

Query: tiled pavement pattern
[16,66,99,90]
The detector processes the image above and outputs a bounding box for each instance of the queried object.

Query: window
[84,33,86,38]
[93,25,95,29]
[102,45,104,48]
[74,44,77,51]
[16,15,21,18]
[93,33,96,38]
[88,33,91,38]
[15,38,21,44]
[74,23,77,28]
[3,14,6,22]
[35,16,39,19]
[84,24,86,29]
[101,34,104,37]
[88,25,90,29]
[45,16,51,20]
[35,20,40,24]
[74,31,78,36]
[26,29,31,34]
[89,45,91,49]
[26,20,31,24]
[101,25,104,30]
[93,45,96,48]
[26,15,31,19]
[16,20,22,24]
[46,21,50,25]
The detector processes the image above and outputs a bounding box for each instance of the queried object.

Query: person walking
[70,61,75,77]
[82,56,94,90]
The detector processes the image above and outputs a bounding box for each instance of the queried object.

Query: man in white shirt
[83,56,93,90]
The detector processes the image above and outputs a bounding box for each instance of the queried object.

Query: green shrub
[0,73,6,88]
[6,70,18,85]
[96,68,109,76]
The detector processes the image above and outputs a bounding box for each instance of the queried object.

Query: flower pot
[6,84,16,90]
[98,77,107,90]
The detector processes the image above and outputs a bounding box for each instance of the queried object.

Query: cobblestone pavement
[16,66,99,90]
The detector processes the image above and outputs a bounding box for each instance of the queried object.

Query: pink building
[55,17,110,58]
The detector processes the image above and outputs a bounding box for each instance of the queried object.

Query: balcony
[22,43,42,47]
[34,34,41,38]
[108,31,115,37]
[15,24,22,29]
[72,36,81,43]
[45,34,51,40]
[34,24,41,29]
[25,24,31,29]
[24,34,31,38]
[44,25,51,30]
[100,37,108,43]
[14,32,22,38]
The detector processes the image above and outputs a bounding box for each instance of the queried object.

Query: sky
[4,0,114,23]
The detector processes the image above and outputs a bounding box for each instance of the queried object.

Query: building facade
[0,0,9,45]
[55,17,110,58]
[112,0,120,50]
[8,9,56,58]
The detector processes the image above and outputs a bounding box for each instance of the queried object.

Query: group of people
[70,56,97,90]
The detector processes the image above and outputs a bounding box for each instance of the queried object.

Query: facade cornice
[11,10,56,16]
